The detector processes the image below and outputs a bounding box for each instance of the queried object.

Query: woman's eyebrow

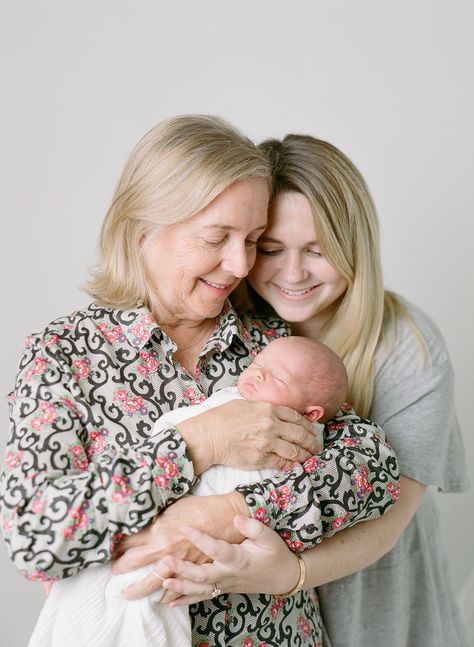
[203,224,267,232]
[259,235,319,244]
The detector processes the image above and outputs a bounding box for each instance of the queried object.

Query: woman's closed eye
[257,246,283,256]
[204,237,227,247]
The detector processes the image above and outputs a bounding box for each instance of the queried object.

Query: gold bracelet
[277,552,306,599]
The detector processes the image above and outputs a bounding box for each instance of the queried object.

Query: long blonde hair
[237,135,414,417]
[85,115,271,309]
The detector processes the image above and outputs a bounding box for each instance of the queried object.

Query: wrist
[177,417,215,475]
[277,552,306,598]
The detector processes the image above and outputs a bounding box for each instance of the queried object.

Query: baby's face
[237,342,308,412]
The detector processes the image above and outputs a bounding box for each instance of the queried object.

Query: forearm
[0,424,194,581]
[236,409,400,550]
[301,475,426,587]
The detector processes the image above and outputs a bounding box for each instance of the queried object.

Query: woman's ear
[303,405,324,422]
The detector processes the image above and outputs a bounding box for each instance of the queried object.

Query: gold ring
[151,568,165,581]
[210,581,222,598]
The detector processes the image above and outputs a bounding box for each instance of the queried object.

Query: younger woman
[159,134,469,647]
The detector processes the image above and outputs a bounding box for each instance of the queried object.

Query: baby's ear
[303,405,324,422]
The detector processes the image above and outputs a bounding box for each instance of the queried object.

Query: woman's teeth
[278,286,314,296]
[204,280,228,290]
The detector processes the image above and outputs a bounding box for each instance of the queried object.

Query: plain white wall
[1,2,473,645]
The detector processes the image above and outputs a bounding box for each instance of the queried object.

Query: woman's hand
[158,515,302,606]
[178,399,322,475]
[111,492,248,600]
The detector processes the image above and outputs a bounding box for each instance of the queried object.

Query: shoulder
[24,304,119,348]
[375,295,452,389]
[241,312,290,349]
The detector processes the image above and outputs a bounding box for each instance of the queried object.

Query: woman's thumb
[233,514,277,545]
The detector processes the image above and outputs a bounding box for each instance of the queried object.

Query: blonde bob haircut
[86,115,271,309]
[235,135,417,417]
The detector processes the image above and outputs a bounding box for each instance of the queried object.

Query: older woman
[0,117,399,647]
[159,134,469,646]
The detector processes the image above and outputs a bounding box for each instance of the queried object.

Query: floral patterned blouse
[0,301,399,647]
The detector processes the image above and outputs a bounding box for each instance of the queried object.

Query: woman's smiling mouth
[273,283,320,298]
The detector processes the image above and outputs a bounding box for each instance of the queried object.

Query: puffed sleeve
[369,301,468,492]
[236,408,400,551]
[0,335,195,582]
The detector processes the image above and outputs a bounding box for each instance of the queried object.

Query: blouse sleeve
[236,408,400,551]
[0,335,195,582]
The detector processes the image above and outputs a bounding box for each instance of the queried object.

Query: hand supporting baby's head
[237,336,348,422]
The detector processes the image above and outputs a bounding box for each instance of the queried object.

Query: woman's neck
[160,318,217,374]
[290,316,327,342]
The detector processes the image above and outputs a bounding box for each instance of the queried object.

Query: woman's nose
[222,244,253,278]
[281,253,307,283]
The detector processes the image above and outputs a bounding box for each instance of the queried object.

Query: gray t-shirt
[318,297,469,647]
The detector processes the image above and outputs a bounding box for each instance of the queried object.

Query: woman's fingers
[177,525,236,564]
[122,561,173,601]
[275,406,321,454]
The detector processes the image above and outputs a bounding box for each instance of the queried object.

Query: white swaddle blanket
[28,387,277,647]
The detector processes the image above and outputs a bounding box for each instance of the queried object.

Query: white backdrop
[1,2,473,646]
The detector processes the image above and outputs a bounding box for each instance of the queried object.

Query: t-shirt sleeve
[370,361,467,491]
[369,300,468,492]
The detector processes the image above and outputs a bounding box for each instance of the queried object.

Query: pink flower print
[5,450,23,470]
[343,437,360,447]
[298,615,311,639]
[63,525,76,539]
[70,445,83,458]
[123,396,145,414]
[327,421,345,432]
[352,466,373,498]
[183,387,195,399]
[303,456,319,473]
[332,512,350,531]
[287,539,304,552]
[40,402,57,424]
[25,356,49,380]
[263,329,278,339]
[194,364,202,379]
[114,389,147,415]
[154,473,169,488]
[254,507,269,525]
[163,460,178,478]
[98,323,125,343]
[72,358,90,381]
[111,474,133,502]
[73,458,88,471]
[340,402,352,413]
[387,480,401,502]
[271,596,284,617]
[46,335,59,347]
[32,496,45,514]
[31,417,44,431]
[269,485,290,510]
[137,351,159,377]
[24,571,58,583]
[65,502,91,539]
[130,323,151,343]
[243,639,255,647]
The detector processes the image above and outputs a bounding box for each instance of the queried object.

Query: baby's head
[237,336,348,422]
